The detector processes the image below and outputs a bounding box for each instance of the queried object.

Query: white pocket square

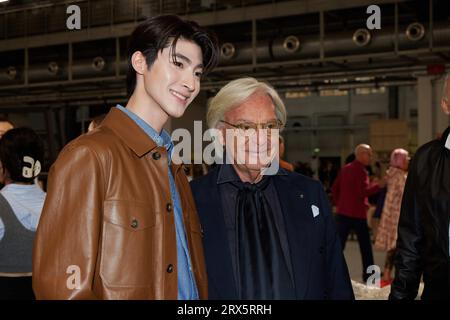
[311,205,320,218]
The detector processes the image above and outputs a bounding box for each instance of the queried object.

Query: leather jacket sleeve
[389,153,424,300]
[33,141,105,299]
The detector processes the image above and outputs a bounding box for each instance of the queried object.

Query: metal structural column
[433,76,450,137]
[417,76,434,146]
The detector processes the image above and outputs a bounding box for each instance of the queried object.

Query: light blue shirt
[0,183,46,241]
[116,105,198,300]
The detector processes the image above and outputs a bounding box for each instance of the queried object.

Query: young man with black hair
[33,15,219,300]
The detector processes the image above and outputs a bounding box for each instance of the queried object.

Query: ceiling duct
[352,29,371,47]
[92,56,106,72]
[0,58,124,85]
[1,22,449,86]
[220,43,236,60]
[218,22,450,65]
[6,66,17,80]
[71,58,121,78]
[47,62,59,75]
[283,36,300,53]
[219,34,316,65]
[406,22,425,41]
[0,66,19,84]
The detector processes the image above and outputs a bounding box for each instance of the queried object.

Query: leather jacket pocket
[100,200,157,287]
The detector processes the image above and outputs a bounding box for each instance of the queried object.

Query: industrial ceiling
[0,0,449,109]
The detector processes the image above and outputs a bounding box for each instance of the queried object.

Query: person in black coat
[190,77,354,300]
[390,74,450,300]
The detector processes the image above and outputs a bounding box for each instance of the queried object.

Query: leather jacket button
[166,203,172,212]
[167,264,174,273]
[319,246,324,254]
[152,152,161,160]
[131,219,138,229]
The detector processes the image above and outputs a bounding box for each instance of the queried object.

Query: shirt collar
[216,163,288,185]
[217,164,242,185]
[116,104,174,160]
[442,126,450,150]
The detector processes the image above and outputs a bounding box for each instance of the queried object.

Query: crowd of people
[0,15,448,300]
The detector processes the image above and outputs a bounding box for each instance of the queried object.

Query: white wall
[282,87,414,164]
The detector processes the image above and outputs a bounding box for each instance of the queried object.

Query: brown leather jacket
[32,107,207,299]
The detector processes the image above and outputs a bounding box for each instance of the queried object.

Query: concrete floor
[343,238,425,300]
[343,237,393,299]
[343,237,386,284]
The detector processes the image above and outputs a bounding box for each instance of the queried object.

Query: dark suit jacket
[190,166,354,300]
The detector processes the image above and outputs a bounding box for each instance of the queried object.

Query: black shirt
[216,164,295,287]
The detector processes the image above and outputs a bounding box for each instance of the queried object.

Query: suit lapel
[274,175,313,299]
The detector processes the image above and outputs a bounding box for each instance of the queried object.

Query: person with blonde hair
[191,77,353,300]
[374,148,409,287]
[206,77,287,130]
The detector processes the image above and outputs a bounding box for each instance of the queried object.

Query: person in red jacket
[332,144,385,282]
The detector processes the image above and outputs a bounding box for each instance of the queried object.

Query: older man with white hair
[190,77,353,300]
[390,74,450,300]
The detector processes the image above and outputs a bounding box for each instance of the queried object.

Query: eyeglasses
[219,119,283,131]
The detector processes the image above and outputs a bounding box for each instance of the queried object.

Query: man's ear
[441,98,450,115]
[131,51,147,75]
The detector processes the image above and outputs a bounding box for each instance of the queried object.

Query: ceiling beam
[0,0,409,52]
